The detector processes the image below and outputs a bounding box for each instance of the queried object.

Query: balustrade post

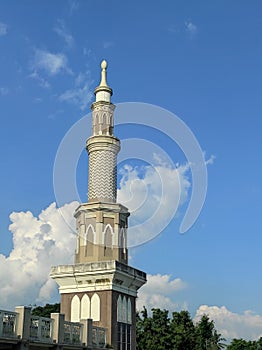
[37,318,41,340]
[0,311,3,337]
[51,313,65,344]
[80,318,93,347]
[87,319,93,348]
[15,306,31,340]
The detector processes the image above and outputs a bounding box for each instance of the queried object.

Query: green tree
[256,337,262,350]
[136,307,152,350]
[195,314,226,350]
[170,310,197,350]
[136,308,227,350]
[211,329,227,350]
[31,303,60,318]
[136,307,172,350]
[227,338,257,349]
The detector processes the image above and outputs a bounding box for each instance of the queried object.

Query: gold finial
[99,59,108,87]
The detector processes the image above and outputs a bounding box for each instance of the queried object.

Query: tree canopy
[136,307,226,350]
[31,303,60,318]
[227,338,262,350]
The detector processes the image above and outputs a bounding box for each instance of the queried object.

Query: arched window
[91,293,100,321]
[94,114,99,135]
[81,294,90,320]
[127,298,132,324]
[71,295,80,322]
[120,228,127,260]
[85,225,95,256]
[103,113,107,127]
[117,295,122,322]
[122,296,127,324]
[104,224,113,257]
[99,113,103,124]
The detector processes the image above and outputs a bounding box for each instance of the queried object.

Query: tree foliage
[31,303,60,318]
[136,307,226,350]
[227,338,262,350]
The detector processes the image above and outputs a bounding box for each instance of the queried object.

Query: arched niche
[91,293,100,321]
[71,295,80,322]
[103,224,113,257]
[85,224,95,256]
[81,294,90,319]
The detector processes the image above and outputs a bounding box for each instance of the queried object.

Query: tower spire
[99,60,109,87]
[94,59,112,103]
[87,59,119,203]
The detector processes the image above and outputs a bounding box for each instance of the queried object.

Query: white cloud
[0,22,7,36]
[68,0,79,14]
[194,305,262,341]
[0,201,78,310]
[137,274,187,312]
[29,70,50,88]
[54,19,74,48]
[205,154,215,165]
[118,159,191,247]
[32,49,71,76]
[59,71,93,110]
[185,21,198,35]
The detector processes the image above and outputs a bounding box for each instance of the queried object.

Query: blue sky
[0,0,262,340]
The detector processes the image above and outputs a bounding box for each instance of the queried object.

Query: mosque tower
[51,60,147,350]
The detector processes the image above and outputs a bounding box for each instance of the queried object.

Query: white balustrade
[0,310,17,338]
[1,307,107,349]
[29,316,53,342]
[92,326,106,348]
[63,320,83,345]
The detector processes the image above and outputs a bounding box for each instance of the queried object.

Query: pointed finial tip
[101,60,107,69]
[94,59,112,98]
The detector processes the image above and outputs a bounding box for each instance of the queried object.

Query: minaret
[87,60,119,204]
[51,60,147,350]
[74,60,128,265]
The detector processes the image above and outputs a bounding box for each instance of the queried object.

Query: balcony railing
[0,307,108,349]
[92,326,106,348]
[29,316,53,342]
[63,320,83,345]
[0,310,17,338]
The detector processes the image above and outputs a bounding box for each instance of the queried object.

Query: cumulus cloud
[59,71,93,110]
[0,201,78,310]
[137,274,187,312]
[185,21,198,36]
[118,158,191,247]
[54,19,74,48]
[32,49,71,76]
[0,22,7,36]
[194,305,262,341]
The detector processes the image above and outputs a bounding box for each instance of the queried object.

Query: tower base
[50,260,146,349]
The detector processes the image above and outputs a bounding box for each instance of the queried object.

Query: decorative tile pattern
[88,149,117,202]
